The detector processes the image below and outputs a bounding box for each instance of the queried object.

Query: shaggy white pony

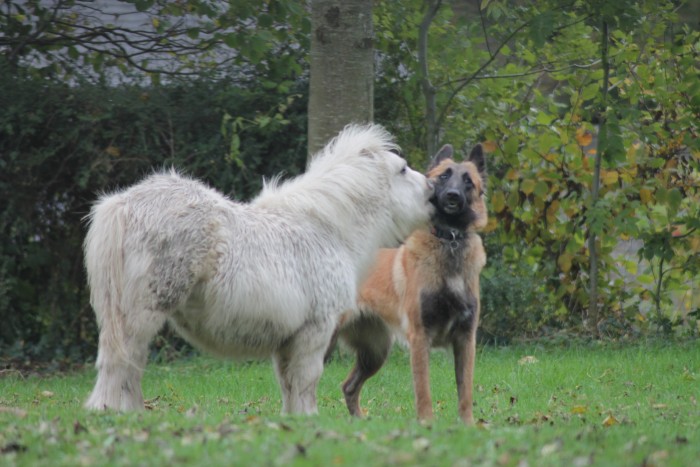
[83,123,434,413]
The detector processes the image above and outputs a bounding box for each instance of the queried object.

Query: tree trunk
[308,0,374,160]
[588,20,609,336]
[418,0,441,157]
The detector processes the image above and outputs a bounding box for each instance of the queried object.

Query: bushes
[0,67,308,361]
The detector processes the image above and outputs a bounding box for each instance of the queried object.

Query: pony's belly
[167,311,289,359]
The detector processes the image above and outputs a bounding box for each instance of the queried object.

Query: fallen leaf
[476,418,490,430]
[73,420,87,435]
[541,438,563,456]
[1,442,28,454]
[412,437,430,451]
[649,450,669,463]
[571,405,587,415]
[602,414,618,427]
[518,356,539,365]
[41,390,54,398]
[0,406,27,418]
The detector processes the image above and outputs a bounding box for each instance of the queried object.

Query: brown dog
[330,143,487,424]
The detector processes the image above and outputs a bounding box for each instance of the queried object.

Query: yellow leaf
[152,18,160,28]
[546,200,560,224]
[491,191,506,213]
[576,128,593,147]
[105,145,121,157]
[518,356,539,365]
[571,405,587,415]
[558,252,572,273]
[640,188,652,204]
[482,140,497,153]
[520,179,536,195]
[690,236,700,253]
[626,141,642,163]
[484,218,498,233]
[601,170,619,186]
[602,414,618,427]
[506,169,519,181]
[582,156,590,170]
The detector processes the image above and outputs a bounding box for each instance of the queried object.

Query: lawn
[1,342,698,466]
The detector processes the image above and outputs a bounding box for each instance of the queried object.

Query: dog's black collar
[430,225,466,243]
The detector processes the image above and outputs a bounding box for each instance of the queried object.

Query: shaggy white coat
[83,123,434,413]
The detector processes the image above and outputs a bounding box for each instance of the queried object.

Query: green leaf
[505,137,519,157]
[637,274,655,285]
[520,179,536,195]
[534,181,549,198]
[667,188,682,215]
[581,83,599,101]
[530,11,554,48]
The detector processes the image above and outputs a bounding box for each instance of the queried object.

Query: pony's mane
[253,124,399,225]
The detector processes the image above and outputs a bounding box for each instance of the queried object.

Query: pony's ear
[468,144,486,176]
[427,144,454,171]
[359,148,377,159]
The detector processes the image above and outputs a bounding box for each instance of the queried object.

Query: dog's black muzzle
[438,189,465,214]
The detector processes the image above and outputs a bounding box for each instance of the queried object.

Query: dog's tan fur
[332,144,487,424]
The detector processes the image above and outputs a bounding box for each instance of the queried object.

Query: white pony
[83,123,434,413]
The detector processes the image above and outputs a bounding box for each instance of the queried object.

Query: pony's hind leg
[85,308,165,411]
[273,320,336,415]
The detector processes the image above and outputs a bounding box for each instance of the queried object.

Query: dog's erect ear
[428,144,454,170]
[468,144,486,176]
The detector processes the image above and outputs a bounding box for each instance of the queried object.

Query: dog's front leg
[408,329,433,421]
[453,334,476,424]
[453,295,479,424]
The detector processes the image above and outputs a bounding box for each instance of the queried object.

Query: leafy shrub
[0,65,308,361]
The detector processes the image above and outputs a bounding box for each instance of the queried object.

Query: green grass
[1,342,699,466]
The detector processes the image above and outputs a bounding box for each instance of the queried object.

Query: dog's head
[426,144,487,232]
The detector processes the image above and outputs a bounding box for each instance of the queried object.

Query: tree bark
[418,0,441,157]
[588,20,609,336]
[308,0,374,160]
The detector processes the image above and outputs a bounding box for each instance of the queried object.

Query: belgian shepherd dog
[83,124,435,413]
[331,143,487,424]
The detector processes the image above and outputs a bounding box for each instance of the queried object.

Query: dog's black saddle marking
[420,286,476,346]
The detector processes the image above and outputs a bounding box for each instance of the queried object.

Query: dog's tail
[83,193,133,368]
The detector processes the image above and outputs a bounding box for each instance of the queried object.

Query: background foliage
[0,0,698,362]
[0,65,308,361]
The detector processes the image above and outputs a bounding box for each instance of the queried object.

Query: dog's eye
[463,174,473,187]
[400,165,407,175]
[439,169,451,180]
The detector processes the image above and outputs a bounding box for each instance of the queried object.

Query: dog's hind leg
[85,307,166,411]
[339,314,392,417]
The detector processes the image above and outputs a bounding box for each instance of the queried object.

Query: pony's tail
[83,194,132,368]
